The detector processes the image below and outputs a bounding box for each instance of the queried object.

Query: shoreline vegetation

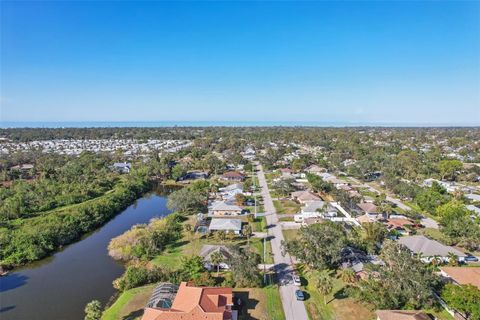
[0,173,152,269]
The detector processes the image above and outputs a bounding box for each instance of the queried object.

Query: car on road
[292,274,301,286]
[295,290,305,301]
[465,255,479,262]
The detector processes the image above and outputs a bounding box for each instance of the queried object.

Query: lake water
[0,191,172,320]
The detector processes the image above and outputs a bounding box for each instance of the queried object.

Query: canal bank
[0,190,172,320]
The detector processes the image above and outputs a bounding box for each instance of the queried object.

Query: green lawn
[252,216,268,232]
[298,266,375,320]
[264,285,286,320]
[102,284,155,320]
[282,229,299,244]
[273,199,300,215]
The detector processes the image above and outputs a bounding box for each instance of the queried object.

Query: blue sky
[1,1,479,125]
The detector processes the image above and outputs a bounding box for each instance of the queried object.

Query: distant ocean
[0,121,479,128]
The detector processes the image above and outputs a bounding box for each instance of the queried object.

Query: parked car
[295,290,305,301]
[465,255,479,262]
[292,274,301,286]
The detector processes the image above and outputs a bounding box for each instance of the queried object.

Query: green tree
[242,224,253,245]
[210,251,224,277]
[441,284,480,320]
[167,188,205,214]
[181,256,205,282]
[171,164,187,180]
[438,159,463,181]
[285,221,346,270]
[314,270,334,304]
[339,268,357,284]
[84,300,102,320]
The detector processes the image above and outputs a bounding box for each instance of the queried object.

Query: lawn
[252,216,268,232]
[273,200,300,214]
[234,286,285,320]
[282,229,299,244]
[298,267,375,320]
[151,233,274,268]
[102,284,155,320]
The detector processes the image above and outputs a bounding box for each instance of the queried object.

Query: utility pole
[263,235,267,285]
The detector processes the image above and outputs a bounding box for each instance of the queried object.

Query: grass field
[297,267,375,320]
[102,284,155,320]
[282,229,299,244]
[273,200,301,214]
[234,286,285,320]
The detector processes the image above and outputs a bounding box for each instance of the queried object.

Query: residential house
[180,170,209,181]
[209,201,243,216]
[279,168,293,178]
[465,193,480,202]
[383,217,415,236]
[305,165,326,175]
[222,171,245,182]
[398,235,466,263]
[219,183,244,201]
[439,267,480,289]
[376,310,430,320]
[466,204,480,217]
[209,218,243,234]
[142,282,236,320]
[112,162,132,173]
[291,190,321,204]
[358,202,378,214]
[200,245,233,270]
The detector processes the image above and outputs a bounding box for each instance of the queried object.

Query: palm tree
[242,224,253,245]
[210,251,224,277]
[339,268,356,284]
[315,270,334,305]
[215,231,227,244]
[447,252,459,266]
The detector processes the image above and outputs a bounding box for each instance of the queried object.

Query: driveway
[257,164,309,320]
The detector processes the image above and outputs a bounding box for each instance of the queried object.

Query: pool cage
[146,282,179,309]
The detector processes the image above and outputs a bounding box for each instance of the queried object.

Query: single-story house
[465,193,480,202]
[279,168,293,177]
[305,165,326,175]
[141,282,236,320]
[440,267,480,289]
[10,163,34,171]
[219,183,244,200]
[209,218,243,234]
[180,171,209,181]
[222,171,245,182]
[291,190,321,204]
[358,202,378,214]
[112,162,132,173]
[209,201,243,216]
[383,218,415,236]
[376,310,430,320]
[466,204,480,217]
[199,245,233,270]
[398,235,466,263]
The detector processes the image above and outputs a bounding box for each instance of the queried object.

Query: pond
[0,189,172,320]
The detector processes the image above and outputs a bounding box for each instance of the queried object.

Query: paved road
[257,164,309,320]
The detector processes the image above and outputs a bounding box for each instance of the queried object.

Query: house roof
[199,245,233,262]
[385,218,414,229]
[209,218,242,231]
[222,171,245,179]
[376,310,431,320]
[398,235,466,257]
[465,193,480,201]
[142,282,233,320]
[358,202,378,214]
[302,201,326,213]
[440,267,480,289]
[219,183,243,192]
[292,191,321,202]
[305,165,325,173]
[211,201,243,212]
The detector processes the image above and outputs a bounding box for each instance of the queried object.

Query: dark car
[295,290,305,301]
[465,255,479,262]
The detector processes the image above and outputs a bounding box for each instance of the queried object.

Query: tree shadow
[0,273,29,293]
[0,305,16,314]
[233,291,260,320]
[122,309,143,320]
[333,287,349,300]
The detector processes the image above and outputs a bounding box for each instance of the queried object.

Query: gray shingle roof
[398,235,466,257]
[209,218,242,231]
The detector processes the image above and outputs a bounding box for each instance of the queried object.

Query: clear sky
[1,1,479,125]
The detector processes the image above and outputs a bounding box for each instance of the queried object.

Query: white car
[292,274,301,286]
